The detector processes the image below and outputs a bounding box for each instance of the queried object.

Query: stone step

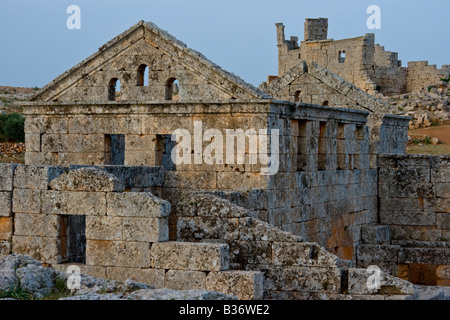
[150,242,230,272]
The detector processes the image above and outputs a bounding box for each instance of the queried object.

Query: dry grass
[407,143,450,155]
[408,124,450,155]
[0,152,25,164]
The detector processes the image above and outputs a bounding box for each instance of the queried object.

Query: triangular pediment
[32,21,270,102]
[265,61,391,113]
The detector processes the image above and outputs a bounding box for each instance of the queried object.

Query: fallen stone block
[107,192,170,218]
[49,167,124,192]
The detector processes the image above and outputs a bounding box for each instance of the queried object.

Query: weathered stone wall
[22,99,403,263]
[261,61,410,167]
[0,165,165,261]
[277,23,377,94]
[32,21,267,103]
[0,164,15,258]
[368,114,410,156]
[1,165,265,300]
[357,155,450,286]
[407,61,450,93]
[304,18,328,41]
[265,61,391,113]
[1,163,447,297]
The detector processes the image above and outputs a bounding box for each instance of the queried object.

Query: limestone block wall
[369,45,408,96]
[264,104,378,261]
[22,100,407,263]
[407,61,450,93]
[357,155,450,286]
[369,66,408,96]
[0,164,440,298]
[1,165,264,300]
[304,18,328,41]
[0,164,15,258]
[22,101,271,191]
[31,22,261,103]
[368,114,410,156]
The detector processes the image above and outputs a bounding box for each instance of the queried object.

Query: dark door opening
[59,215,86,264]
[105,134,125,165]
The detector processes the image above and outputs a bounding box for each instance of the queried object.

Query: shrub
[0,113,25,142]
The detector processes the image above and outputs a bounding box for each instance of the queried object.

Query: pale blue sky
[0,0,448,87]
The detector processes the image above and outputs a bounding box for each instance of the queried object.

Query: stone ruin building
[0,20,449,300]
[273,18,450,96]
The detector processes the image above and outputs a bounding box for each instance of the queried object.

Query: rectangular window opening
[339,50,346,63]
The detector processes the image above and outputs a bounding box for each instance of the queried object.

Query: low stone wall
[357,155,450,286]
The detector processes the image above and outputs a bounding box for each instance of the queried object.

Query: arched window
[108,78,121,101]
[322,101,329,106]
[137,64,149,86]
[165,78,180,100]
[294,90,302,103]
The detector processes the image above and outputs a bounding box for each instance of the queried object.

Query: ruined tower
[304,18,328,41]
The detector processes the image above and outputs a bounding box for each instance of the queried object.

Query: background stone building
[275,18,450,96]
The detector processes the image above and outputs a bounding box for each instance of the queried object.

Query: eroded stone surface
[49,167,124,192]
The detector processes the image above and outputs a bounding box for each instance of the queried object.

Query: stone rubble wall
[357,155,450,286]
[170,191,433,300]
